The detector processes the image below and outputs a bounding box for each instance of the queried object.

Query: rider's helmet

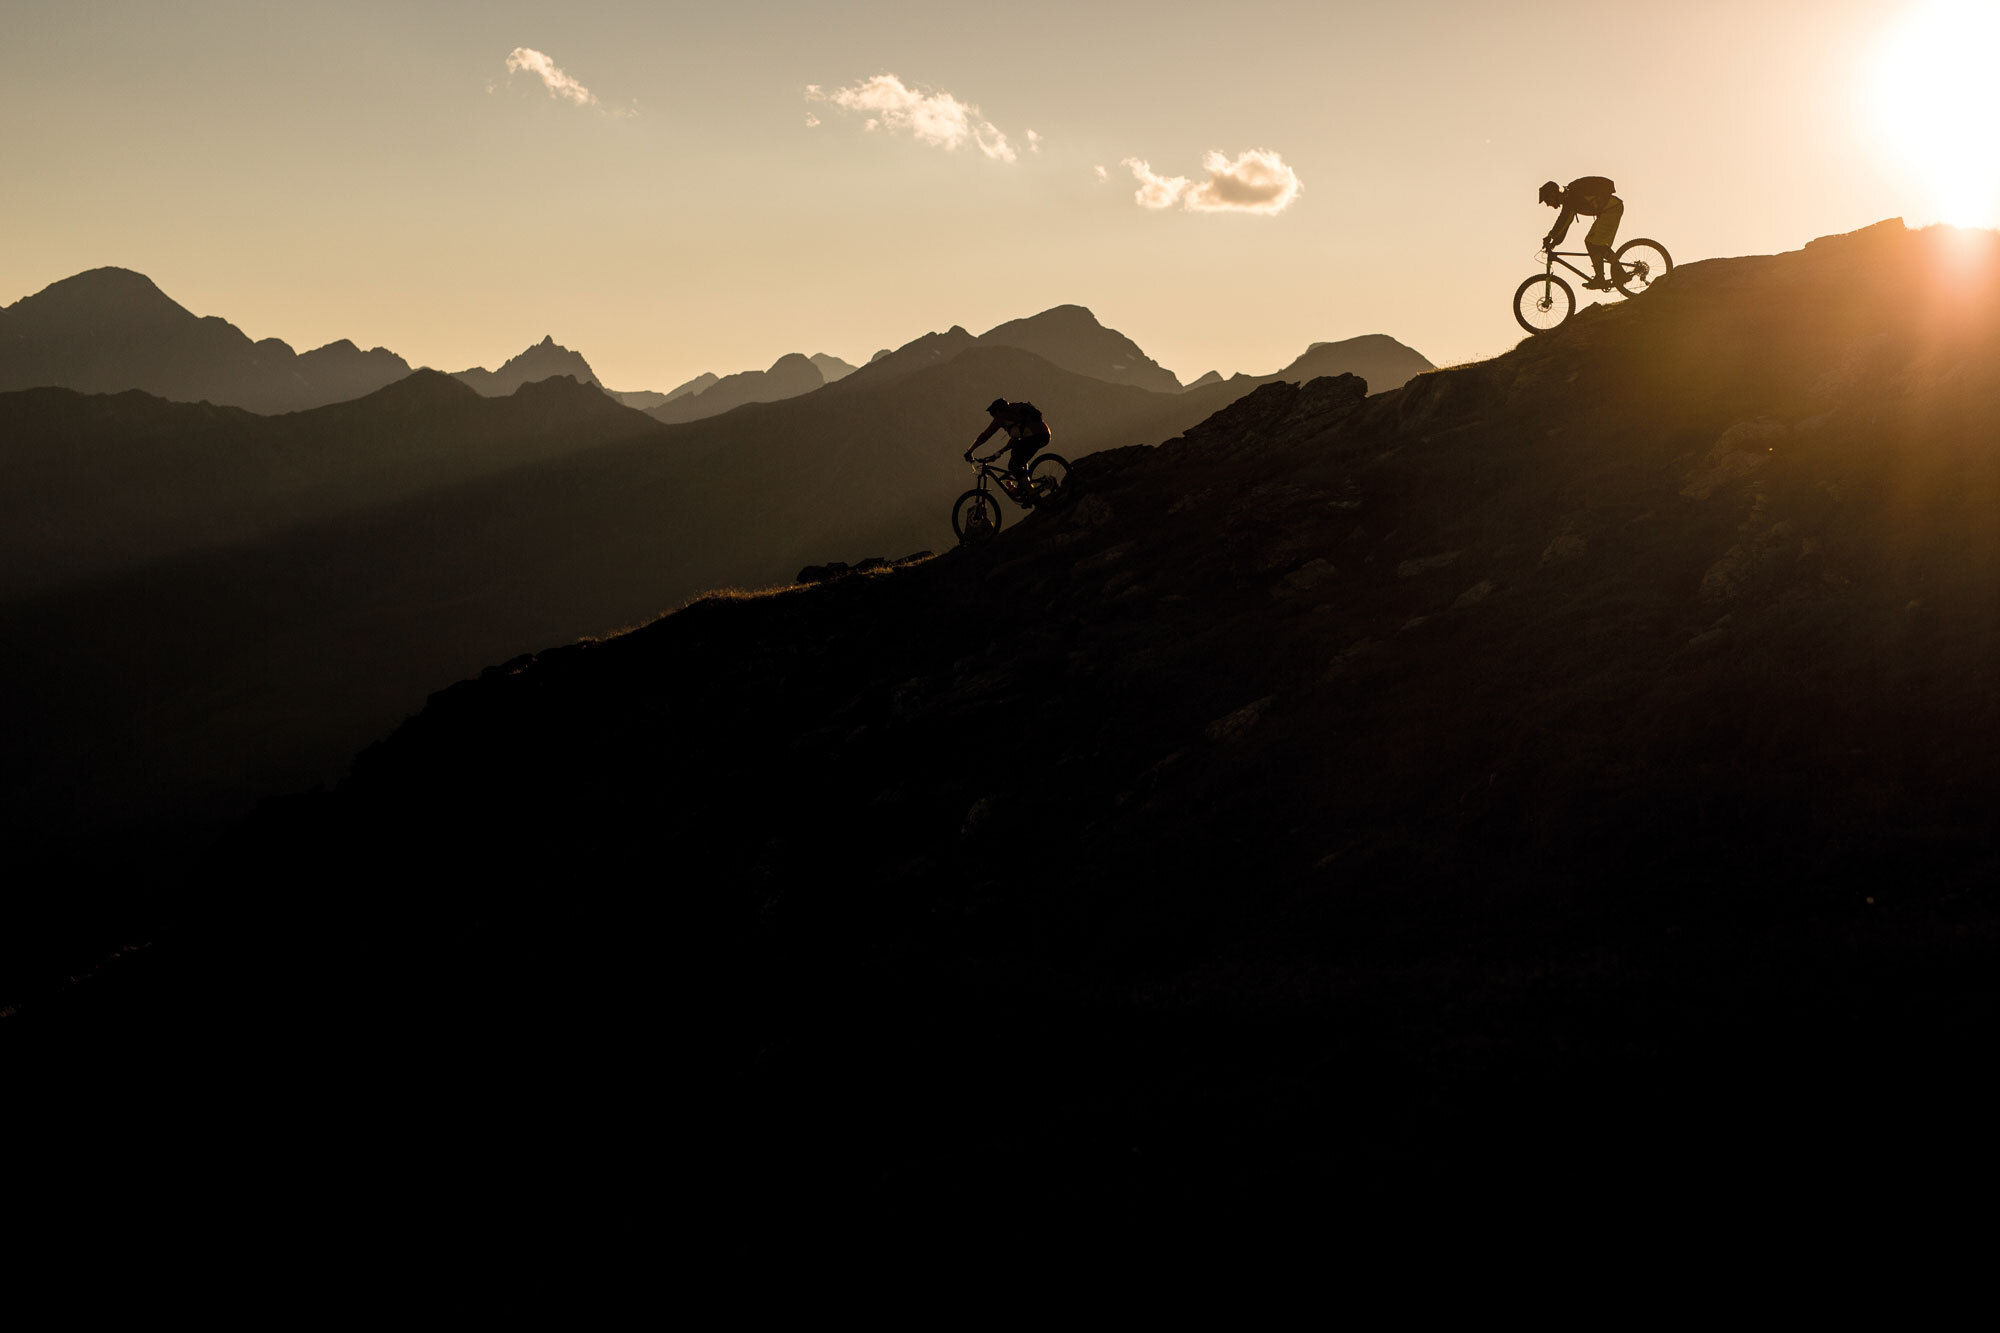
[1538,180,1563,208]
[986,397,1009,414]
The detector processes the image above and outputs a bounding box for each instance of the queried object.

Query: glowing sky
[0,0,1979,392]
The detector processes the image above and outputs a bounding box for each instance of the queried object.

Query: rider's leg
[1008,440,1036,487]
[1585,244,1614,287]
[1587,198,1626,285]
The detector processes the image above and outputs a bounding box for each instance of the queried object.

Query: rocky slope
[19,219,2000,1279]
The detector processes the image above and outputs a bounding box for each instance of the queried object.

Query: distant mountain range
[2,267,1434,425]
[0,268,413,413]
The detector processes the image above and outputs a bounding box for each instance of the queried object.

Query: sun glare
[1872,1,2000,227]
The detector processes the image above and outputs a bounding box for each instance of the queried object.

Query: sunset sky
[4,0,1988,391]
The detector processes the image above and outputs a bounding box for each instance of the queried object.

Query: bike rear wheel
[1513,272,1576,335]
[953,488,1003,544]
[1026,453,1069,505]
[1614,238,1673,297]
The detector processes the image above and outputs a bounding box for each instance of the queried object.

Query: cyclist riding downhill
[1540,176,1628,291]
[966,397,1052,496]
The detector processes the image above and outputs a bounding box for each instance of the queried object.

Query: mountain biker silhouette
[966,397,1052,492]
[1541,177,1628,291]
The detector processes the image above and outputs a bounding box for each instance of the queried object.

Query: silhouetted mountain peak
[810,353,859,383]
[453,337,599,398]
[835,326,980,391]
[3,266,196,337]
[1274,335,1433,392]
[509,373,619,409]
[351,367,484,410]
[978,305,1180,393]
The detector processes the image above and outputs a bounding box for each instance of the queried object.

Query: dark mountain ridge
[17,221,2000,1278]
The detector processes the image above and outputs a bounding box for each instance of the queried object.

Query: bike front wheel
[1614,238,1673,297]
[1026,453,1070,505]
[1513,272,1576,335]
[953,488,1003,544]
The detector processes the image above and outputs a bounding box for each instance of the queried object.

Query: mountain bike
[1513,237,1673,334]
[951,449,1070,543]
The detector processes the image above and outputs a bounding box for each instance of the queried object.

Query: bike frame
[970,456,1030,506]
[1541,248,1598,281]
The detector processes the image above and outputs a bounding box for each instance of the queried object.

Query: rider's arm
[1545,204,1576,247]
[971,420,1001,449]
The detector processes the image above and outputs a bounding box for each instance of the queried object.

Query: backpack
[1009,401,1049,439]
[1568,176,1616,202]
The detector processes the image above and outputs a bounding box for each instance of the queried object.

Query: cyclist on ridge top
[966,397,1052,494]
[1540,176,1629,291]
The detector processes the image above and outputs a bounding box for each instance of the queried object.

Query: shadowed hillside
[0,371,665,601]
[0,338,1272,861]
[17,221,2000,1277]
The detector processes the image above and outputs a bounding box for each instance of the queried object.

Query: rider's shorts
[1586,196,1624,249]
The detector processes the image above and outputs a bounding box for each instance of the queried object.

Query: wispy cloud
[1027,130,1042,154]
[506,48,597,106]
[1119,149,1303,215]
[502,47,636,117]
[807,74,1018,163]
[1094,164,1109,182]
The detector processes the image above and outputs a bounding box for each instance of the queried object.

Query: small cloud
[1027,130,1042,153]
[1121,157,1191,210]
[808,73,1017,163]
[505,47,598,108]
[1094,164,1109,182]
[805,111,821,128]
[1119,148,1303,215]
[502,48,633,117]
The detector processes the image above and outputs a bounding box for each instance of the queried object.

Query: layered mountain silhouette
[811,352,859,382]
[647,350,828,423]
[0,333,1283,862]
[0,268,412,413]
[18,221,2000,1277]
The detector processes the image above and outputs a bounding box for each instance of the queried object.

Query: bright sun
[1872,1,2000,227]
